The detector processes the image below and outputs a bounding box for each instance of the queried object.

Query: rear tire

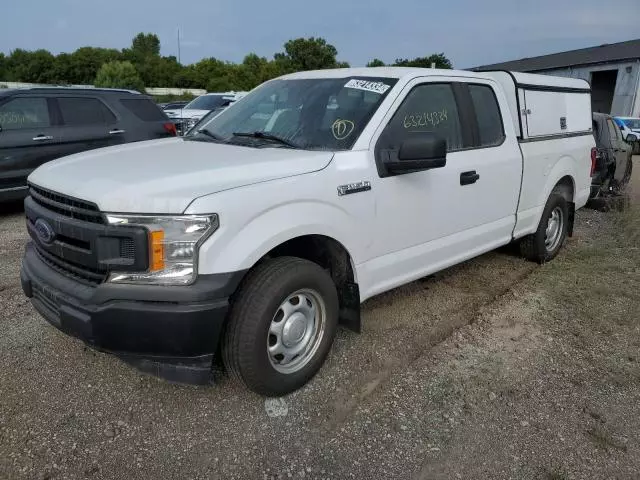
[222,256,339,396]
[520,193,569,263]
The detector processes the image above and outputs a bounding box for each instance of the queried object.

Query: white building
[474,39,640,117]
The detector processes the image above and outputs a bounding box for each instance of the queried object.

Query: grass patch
[546,469,569,480]
[586,425,628,452]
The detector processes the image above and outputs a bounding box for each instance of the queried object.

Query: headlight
[185,117,201,130]
[106,214,218,285]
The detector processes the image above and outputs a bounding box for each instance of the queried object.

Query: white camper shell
[483,71,592,140]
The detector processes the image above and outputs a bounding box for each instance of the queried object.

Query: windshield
[185,95,230,111]
[188,76,398,150]
[621,118,640,129]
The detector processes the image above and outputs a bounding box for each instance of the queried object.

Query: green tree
[191,57,229,89]
[0,53,6,80]
[136,55,183,87]
[7,49,57,83]
[52,53,73,84]
[173,65,200,88]
[94,61,145,92]
[366,58,385,67]
[274,37,341,72]
[67,47,122,84]
[393,53,452,69]
[130,33,161,57]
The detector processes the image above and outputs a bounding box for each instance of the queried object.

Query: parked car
[21,68,594,396]
[165,92,245,134]
[159,101,189,111]
[0,87,176,202]
[614,116,640,154]
[591,112,634,198]
[613,116,640,141]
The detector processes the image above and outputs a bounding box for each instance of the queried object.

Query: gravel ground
[0,160,638,479]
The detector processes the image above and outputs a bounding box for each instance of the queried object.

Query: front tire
[520,193,569,263]
[222,257,339,396]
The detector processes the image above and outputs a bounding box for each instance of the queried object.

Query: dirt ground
[0,159,638,480]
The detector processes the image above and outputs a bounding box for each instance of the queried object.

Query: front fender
[196,198,364,277]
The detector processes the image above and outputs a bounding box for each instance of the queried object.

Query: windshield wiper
[194,128,225,142]
[232,131,300,149]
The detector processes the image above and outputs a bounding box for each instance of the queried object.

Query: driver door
[362,78,521,297]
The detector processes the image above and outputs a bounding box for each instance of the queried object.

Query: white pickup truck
[21,67,594,395]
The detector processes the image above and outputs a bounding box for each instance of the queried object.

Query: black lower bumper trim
[118,354,215,385]
[21,242,245,384]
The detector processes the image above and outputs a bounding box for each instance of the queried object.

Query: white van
[21,68,594,395]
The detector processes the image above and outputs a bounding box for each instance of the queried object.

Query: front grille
[29,185,104,224]
[35,246,106,285]
[26,185,148,284]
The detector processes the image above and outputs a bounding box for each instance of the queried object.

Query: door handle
[32,135,53,141]
[460,170,480,185]
[109,129,126,135]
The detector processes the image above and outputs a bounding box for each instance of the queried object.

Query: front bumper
[21,242,244,384]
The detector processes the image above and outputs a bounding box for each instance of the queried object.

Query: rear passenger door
[606,118,631,184]
[0,95,63,192]
[54,96,125,158]
[367,78,521,289]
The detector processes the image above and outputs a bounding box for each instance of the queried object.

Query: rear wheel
[222,257,339,396]
[520,193,569,263]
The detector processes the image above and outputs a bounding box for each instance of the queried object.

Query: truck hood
[28,138,334,213]
[165,109,210,119]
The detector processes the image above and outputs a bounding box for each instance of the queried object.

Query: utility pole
[177,27,181,64]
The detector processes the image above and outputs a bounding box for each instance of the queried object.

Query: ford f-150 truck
[20,68,594,396]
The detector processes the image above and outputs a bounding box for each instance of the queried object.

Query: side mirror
[384,135,447,175]
[626,133,638,143]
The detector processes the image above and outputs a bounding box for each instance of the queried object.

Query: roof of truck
[281,67,590,90]
[281,67,480,80]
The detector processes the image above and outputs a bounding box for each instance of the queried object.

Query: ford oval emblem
[34,218,55,246]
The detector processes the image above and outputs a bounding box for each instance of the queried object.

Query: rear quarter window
[468,84,505,147]
[120,98,167,121]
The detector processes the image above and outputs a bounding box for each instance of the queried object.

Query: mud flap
[338,281,361,333]
[568,202,575,237]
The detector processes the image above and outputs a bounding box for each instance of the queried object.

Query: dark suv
[0,88,176,202]
[591,112,634,198]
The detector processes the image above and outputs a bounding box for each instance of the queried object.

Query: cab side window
[0,97,51,130]
[378,83,463,153]
[469,84,505,147]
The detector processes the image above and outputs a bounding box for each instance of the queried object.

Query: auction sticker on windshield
[344,79,391,94]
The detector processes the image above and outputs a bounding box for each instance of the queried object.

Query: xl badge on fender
[337,181,372,196]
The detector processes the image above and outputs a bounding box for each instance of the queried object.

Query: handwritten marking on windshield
[332,119,355,140]
[403,109,448,129]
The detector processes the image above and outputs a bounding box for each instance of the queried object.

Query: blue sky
[3,0,640,68]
